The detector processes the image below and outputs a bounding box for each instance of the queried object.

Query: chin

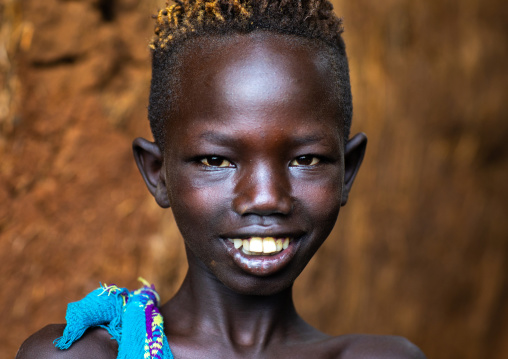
[224,278,294,296]
[212,262,302,296]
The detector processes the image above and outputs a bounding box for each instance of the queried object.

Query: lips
[227,237,291,255]
[222,234,301,276]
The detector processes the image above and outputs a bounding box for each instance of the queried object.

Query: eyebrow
[292,134,327,145]
[199,131,237,144]
[199,131,329,146]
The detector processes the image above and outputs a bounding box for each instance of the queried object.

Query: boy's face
[137,33,365,295]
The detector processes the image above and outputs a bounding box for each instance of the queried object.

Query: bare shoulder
[16,324,118,359]
[330,334,426,359]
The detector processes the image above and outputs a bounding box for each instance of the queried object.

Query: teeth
[276,239,283,251]
[229,237,292,255]
[243,239,250,251]
[250,237,263,253]
[263,237,276,254]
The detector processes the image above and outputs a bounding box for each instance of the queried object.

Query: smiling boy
[17,1,425,358]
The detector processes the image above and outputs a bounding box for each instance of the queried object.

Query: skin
[16,33,425,358]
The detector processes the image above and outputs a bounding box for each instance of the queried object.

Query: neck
[161,254,309,347]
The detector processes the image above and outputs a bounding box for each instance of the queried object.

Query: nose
[233,163,293,216]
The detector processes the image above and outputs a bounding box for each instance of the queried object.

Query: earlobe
[341,132,367,206]
[132,137,171,208]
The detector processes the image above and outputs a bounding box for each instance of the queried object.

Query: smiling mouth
[226,237,292,255]
[223,235,300,276]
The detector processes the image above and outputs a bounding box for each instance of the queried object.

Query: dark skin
[17,33,425,358]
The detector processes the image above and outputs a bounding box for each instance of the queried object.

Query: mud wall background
[1,0,507,358]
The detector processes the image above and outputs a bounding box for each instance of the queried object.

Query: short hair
[148,0,352,150]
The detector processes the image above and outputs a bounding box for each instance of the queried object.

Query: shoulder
[16,324,118,359]
[330,334,426,359]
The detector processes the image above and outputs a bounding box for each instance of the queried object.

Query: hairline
[149,30,351,151]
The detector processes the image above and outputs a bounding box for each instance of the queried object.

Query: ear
[341,132,367,206]
[132,137,171,208]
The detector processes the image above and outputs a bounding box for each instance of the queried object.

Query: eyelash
[196,154,324,169]
[289,155,321,167]
[199,156,235,168]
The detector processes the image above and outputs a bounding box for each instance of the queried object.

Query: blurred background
[1,0,507,357]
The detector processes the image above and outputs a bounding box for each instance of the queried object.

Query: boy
[17,0,426,358]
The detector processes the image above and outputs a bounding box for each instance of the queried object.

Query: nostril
[233,166,293,216]
[233,185,293,216]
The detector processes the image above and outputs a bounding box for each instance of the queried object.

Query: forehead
[167,32,340,138]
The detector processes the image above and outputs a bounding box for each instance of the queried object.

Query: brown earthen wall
[1,0,507,358]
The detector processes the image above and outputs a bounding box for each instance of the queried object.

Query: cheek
[294,174,343,223]
[167,171,233,238]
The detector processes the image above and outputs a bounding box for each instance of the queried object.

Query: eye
[290,155,320,166]
[200,156,234,168]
